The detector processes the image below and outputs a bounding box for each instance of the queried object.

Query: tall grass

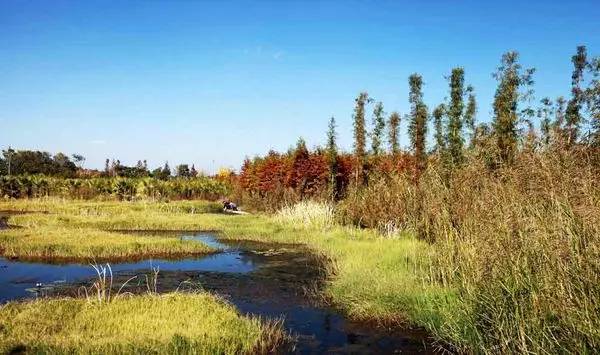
[5,176,598,353]
[275,200,335,230]
[341,149,600,353]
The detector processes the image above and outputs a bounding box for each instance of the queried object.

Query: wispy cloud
[90,139,107,145]
[242,46,284,60]
[273,51,284,60]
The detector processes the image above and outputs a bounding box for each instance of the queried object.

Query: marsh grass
[0,225,214,261]
[275,200,335,230]
[0,293,288,354]
[0,200,218,260]
[15,190,598,353]
[0,259,290,354]
[337,150,600,353]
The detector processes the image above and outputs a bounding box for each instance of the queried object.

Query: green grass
[0,293,286,354]
[0,200,219,261]
[0,226,213,262]
[0,198,453,340]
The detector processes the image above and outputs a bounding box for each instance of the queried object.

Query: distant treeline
[0,149,204,180]
[0,175,230,200]
[0,150,232,200]
[0,150,80,177]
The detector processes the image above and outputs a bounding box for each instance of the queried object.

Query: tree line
[0,149,203,180]
[237,46,600,209]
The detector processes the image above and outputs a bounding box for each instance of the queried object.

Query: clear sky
[1,0,599,173]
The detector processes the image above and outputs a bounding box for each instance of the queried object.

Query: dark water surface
[0,231,435,354]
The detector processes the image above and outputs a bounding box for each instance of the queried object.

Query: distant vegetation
[0,148,232,200]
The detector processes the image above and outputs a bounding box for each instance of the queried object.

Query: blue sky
[1,1,599,172]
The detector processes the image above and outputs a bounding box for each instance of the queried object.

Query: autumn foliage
[236,145,415,210]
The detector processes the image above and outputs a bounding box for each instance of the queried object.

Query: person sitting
[223,200,238,211]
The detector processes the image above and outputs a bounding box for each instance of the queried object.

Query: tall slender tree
[432,104,446,155]
[465,85,477,147]
[408,74,429,174]
[447,68,466,165]
[565,46,588,146]
[553,96,567,141]
[388,112,401,154]
[586,57,600,147]
[161,162,171,180]
[538,97,554,146]
[371,102,386,155]
[327,116,337,158]
[353,92,370,184]
[326,116,339,199]
[492,51,535,164]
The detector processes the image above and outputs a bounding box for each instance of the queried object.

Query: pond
[0,231,435,354]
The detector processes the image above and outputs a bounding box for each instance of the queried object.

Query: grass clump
[275,200,335,230]
[0,293,286,354]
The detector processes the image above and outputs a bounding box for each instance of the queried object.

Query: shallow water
[0,234,254,302]
[0,231,434,354]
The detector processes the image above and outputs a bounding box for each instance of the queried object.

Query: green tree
[553,96,567,142]
[0,149,77,177]
[538,97,554,146]
[153,162,171,180]
[432,104,446,155]
[408,74,429,174]
[388,112,401,154]
[465,85,477,147]
[370,102,386,155]
[353,92,370,183]
[326,116,339,199]
[585,56,600,146]
[176,164,191,178]
[565,45,588,146]
[492,51,535,165]
[71,154,85,169]
[447,68,466,165]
